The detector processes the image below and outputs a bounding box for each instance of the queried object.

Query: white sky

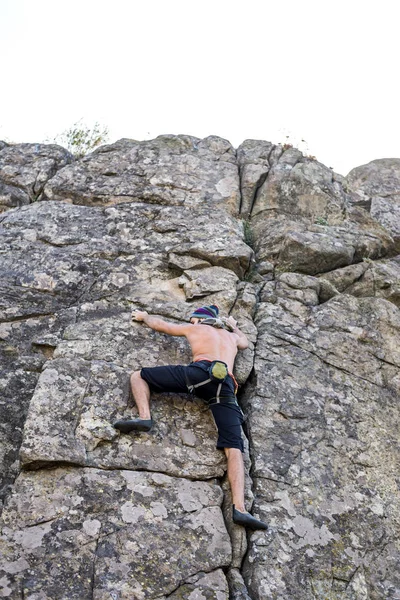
[1,0,399,175]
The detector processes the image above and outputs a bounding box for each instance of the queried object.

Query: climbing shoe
[232,505,268,530]
[113,418,153,433]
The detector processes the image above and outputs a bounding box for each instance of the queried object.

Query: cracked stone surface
[346,158,400,252]
[241,290,400,599]
[0,468,230,599]
[43,135,240,213]
[0,142,72,211]
[1,135,400,598]
[237,140,395,275]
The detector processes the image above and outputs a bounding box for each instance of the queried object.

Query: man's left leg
[225,445,268,530]
[211,403,268,530]
[224,447,245,512]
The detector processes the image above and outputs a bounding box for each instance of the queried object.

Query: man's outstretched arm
[132,310,189,336]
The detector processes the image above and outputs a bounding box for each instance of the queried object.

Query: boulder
[0,142,72,211]
[237,141,395,275]
[346,158,400,252]
[43,135,240,213]
[0,467,230,599]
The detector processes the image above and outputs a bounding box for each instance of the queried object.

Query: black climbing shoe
[232,505,268,530]
[113,418,153,433]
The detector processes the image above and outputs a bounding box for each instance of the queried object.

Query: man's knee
[224,447,243,460]
[130,370,142,384]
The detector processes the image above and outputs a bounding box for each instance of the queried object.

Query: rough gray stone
[1,136,400,599]
[0,142,72,211]
[237,141,395,275]
[227,568,253,600]
[261,273,321,306]
[0,308,77,507]
[319,258,400,307]
[241,293,400,599]
[0,181,30,212]
[167,569,229,599]
[43,135,240,213]
[236,139,276,216]
[0,468,230,599]
[252,211,393,276]
[346,158,400,252]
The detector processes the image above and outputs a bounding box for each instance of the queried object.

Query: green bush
[243,219,255,248]
[53,121,109,158]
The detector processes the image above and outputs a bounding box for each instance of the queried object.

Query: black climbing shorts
[140,360,244,452]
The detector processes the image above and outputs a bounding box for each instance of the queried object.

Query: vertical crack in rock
[248,171,270,218]
[225,281,263,600]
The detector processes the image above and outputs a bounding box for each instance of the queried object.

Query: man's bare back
[184,322,242,372]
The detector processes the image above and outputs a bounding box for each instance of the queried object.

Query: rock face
[0,143,72,212]
[346,158,400,253]
[1,136,400,599]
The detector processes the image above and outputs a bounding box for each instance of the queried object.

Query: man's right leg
[114,364,189,433]
[130,370,151,419]
[113,370,153,433]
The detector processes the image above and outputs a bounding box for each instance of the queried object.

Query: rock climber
[113,304,268,531]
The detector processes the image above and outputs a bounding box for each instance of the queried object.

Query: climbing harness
[186,360,239,405]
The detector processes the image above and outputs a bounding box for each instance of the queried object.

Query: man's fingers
[131,310,147,322]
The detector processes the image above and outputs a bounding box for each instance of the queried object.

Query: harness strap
[187,379,223,401]
[188,378,212,391]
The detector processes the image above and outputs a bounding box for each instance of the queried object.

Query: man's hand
[132,310,149,322]
[225,316,238,329]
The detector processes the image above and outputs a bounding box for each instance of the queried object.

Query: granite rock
[43,135,240,213]
[0,142,72,212]
[0,468,230,599]
[1,136,399,599]
[346,158,400,251]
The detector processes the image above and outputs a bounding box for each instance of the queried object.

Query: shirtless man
[113,304,268,530]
